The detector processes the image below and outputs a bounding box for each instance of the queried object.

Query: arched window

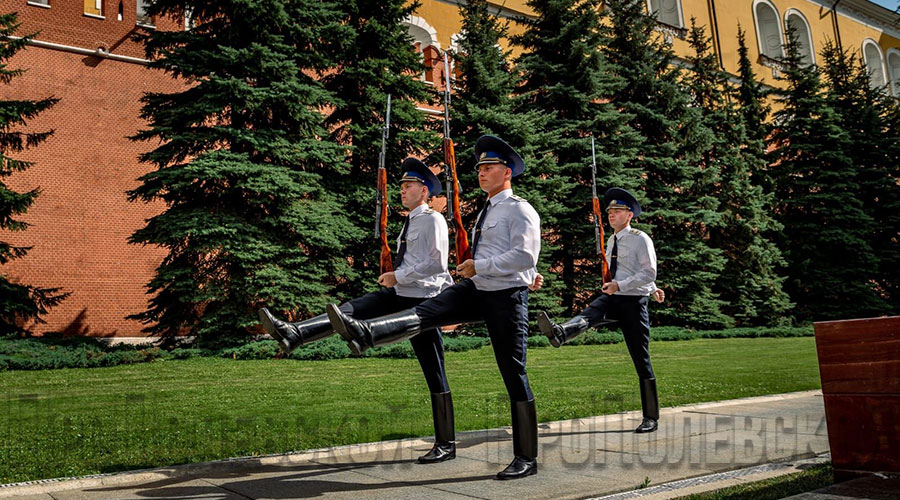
[449,32,464,56]
[448,33,465,84]
[403,16,440,84]
[754,0,784,60]
[647,0,683,28]
[862,39,887,90]
[886,49,900,97]
[784,10,814,66]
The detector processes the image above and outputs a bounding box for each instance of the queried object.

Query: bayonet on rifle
[442,52,472,264]
[591,137,612,283]
[376,94,393,274]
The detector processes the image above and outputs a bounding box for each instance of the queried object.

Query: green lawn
[0,338,822,484]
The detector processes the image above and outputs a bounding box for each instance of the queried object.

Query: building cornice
[803,0,900,40]
[435,0,537,21]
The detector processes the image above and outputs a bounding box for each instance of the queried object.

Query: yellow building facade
[406,0,900,96]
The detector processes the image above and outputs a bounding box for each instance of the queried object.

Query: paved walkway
[1,391,828,500]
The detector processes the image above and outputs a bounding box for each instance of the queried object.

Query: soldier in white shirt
[327,135,541,480]
[538,188,663,434]
[258,158,456,464]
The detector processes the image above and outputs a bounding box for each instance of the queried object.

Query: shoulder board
[422,207,435,214]
[508,194,526,202]
[629,229,643,235]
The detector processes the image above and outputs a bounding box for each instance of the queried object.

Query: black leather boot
[537,312,590,348]
[258,308,333,354]
[418,391,456,464]
[635,378,659,433]
[496,399,538,480]
[327,304,422,355]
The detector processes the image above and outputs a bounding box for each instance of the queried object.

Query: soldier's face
[607,207,633,231]
[477,162,511,196]
[400,181,428,210]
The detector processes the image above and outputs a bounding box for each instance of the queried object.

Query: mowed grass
[0,337,821,483]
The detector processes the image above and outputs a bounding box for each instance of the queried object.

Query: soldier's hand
[601,281,619,295]
[457,259,477,278]
[529,273,544,291]
[653,288,665,303]
[378,272,398,287]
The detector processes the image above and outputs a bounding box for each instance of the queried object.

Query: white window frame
[27,0,50,8]
[402,16,440,85]
[84,0,104,19]
[783,9,815,66]
[886,48,900,97]
[862,39,888,91]
[449,32,464,56]
[753,0,785,60]
[137,0,154,27]
[646,0,684,29]
[448,32,465,86]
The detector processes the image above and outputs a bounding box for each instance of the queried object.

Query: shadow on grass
[380,432,418,440]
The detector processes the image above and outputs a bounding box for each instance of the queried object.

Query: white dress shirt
[472,189,541,291]
[607,224,657,296]
[393,204,453,298]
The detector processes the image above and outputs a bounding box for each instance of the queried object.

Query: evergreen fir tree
[322,1,439,298]
[449,0,564,318]
[603,0,730,328]
[0,13,69,335]
[684,20,791,326]
[877,99,900,310]
[129,0,358,345]
[513,0,641,315]
[735,28,770,157]
[769,28,888,321]
[820,41,900,313]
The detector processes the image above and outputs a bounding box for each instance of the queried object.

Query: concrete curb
[0,389,823,498]
[587,453,832,500]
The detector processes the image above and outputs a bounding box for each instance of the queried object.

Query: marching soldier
[258,158,457,464]
[538,188,663,433]
[327,135,542,480]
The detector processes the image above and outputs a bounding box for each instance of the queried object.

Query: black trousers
[580,294,654,380]
[345,288,449,394]
[412,279,533,402]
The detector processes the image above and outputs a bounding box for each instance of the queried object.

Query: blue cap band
[476,151,509,166]
[399,171,426,183]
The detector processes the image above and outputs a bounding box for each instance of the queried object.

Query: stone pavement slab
[49,478,250,500]
[0,390,827,500]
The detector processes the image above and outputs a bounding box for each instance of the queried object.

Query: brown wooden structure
[814,316,900,481]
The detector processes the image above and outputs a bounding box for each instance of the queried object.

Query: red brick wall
[3,0,182,58]
[0,0,185,337]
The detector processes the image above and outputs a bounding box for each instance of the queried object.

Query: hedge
[0,325,813,371]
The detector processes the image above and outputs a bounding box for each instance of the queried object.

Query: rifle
[590,137,612,283]
[376,94,393,274]
[442,51,472,264]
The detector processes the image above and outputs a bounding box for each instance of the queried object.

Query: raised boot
[496,399,538,480]
[537,312,590,348]
[327,304,422,355]
[635,378,659,433]
[418,391,456,464]
[258,308,333,354]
